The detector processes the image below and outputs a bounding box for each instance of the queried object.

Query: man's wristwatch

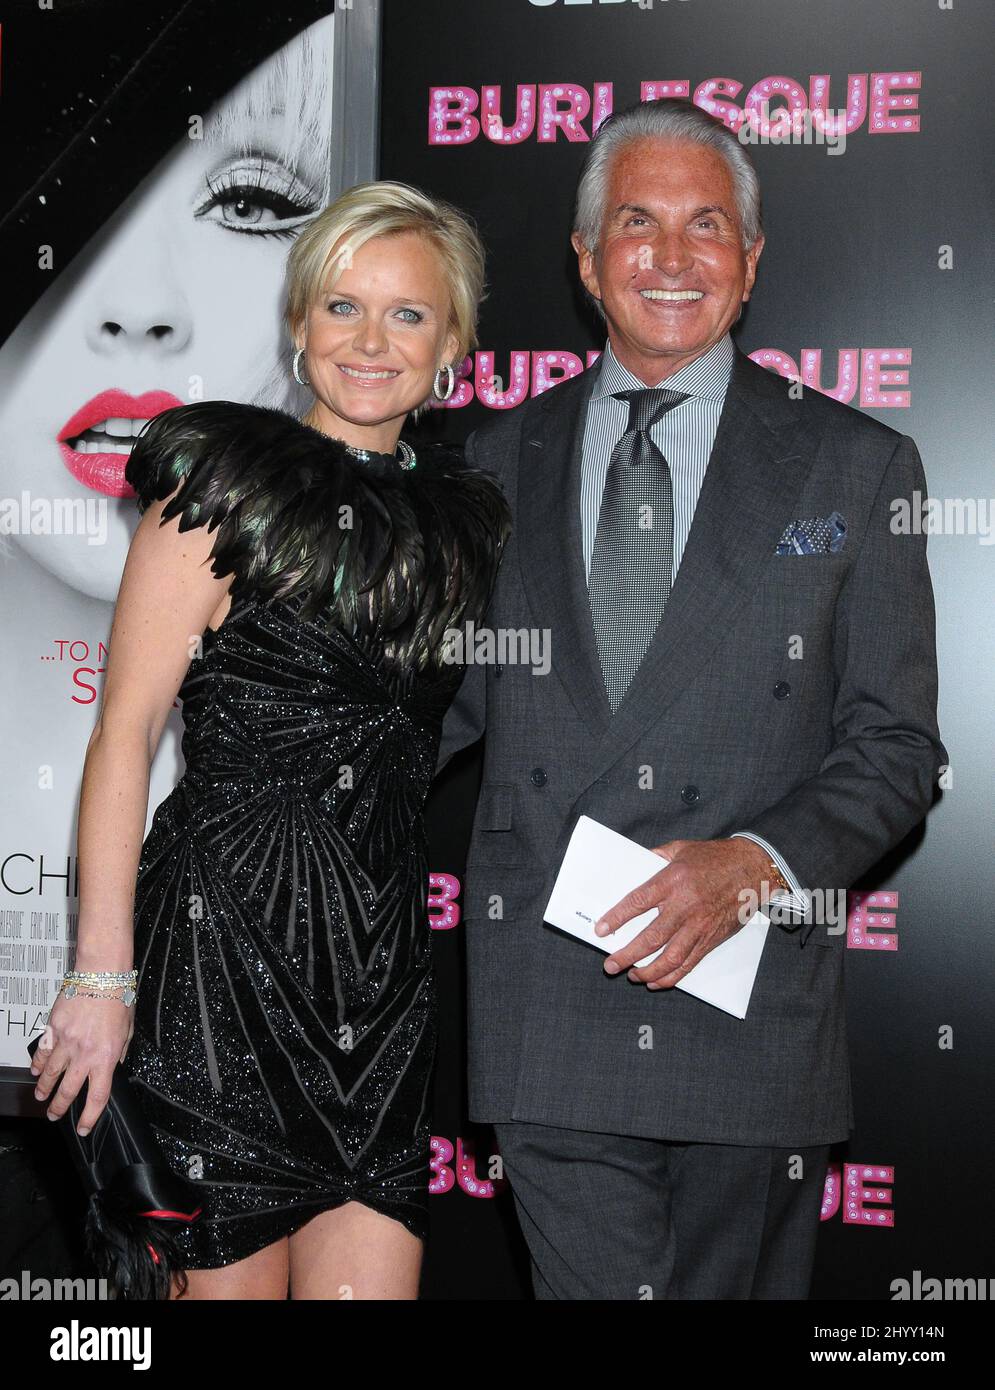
[761,858,793,903]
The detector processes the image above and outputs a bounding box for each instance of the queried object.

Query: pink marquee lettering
[429,348,911,408]
[847,891,899,952]
[429,1135,456,1195]
[429,86,479,145]
[429,1136,505,1199]
[749,349,911,407]
[428,872,461,932]
[821,1161,896,1226]
[482,85,536,143]
[531,351,586,395]
[860,349,911,408]
[537,84,591,142]
[473,350,530,409]
[456,1137,505,1198]
[843,1164,896,1227]
[640,80,691,103]
[430,75,921,144]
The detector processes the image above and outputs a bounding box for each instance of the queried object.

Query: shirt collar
[593,332,735,403]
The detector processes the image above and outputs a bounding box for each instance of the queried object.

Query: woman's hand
[29,994,134,1136]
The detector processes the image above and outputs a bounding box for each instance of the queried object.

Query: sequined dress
[121,400,509,1269]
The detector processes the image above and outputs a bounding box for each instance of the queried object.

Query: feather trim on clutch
[26,1034,201,1300]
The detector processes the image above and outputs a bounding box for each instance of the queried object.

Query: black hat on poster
[0,0,335,348]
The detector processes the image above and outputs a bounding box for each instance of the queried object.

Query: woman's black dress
[122,400,509,1269]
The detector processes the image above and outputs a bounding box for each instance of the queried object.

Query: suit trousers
[493,1120,830,1300]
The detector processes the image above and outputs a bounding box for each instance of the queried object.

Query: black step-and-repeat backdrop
[1,0,990,1305]
[381,0,994,1299]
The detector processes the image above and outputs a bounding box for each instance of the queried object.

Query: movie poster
[0,2,346,1069]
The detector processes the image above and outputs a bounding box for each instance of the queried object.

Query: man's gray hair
[573,98,764,257]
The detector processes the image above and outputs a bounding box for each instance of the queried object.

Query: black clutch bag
[26,1034,202,1300]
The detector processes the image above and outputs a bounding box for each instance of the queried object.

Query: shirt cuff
[731,831,810,918]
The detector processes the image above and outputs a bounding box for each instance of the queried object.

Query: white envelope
[542,815,770,1019]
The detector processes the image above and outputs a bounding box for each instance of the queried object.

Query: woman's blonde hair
[284,180,486,370]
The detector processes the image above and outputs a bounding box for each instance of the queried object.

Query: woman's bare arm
[31,494,235,1134]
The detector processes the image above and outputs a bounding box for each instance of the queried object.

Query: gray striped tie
[588,388,689,711]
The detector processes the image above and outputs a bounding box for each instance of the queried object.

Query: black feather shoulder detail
[124,400,512,675]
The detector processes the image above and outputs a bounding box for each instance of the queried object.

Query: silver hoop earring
[432,364,456,402]
[292,347,311,388]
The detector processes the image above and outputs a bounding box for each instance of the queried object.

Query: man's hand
[594,837,772,989]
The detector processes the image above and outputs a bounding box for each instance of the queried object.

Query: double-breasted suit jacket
[437,347,946,1146]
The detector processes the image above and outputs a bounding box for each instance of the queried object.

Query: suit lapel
[515,365,612,737]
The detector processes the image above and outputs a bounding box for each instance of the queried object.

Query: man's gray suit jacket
[436,346,946,1147]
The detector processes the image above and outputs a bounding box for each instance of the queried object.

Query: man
[435,99,946,1300]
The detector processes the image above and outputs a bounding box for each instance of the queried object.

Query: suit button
[530,767,547,788]
[680,784,700,805]
[773,681,791,700]
[495,665,504,678]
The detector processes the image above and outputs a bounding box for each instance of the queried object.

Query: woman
[28,180,511,1300]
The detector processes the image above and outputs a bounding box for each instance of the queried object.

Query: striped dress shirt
[580,333,808,915]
